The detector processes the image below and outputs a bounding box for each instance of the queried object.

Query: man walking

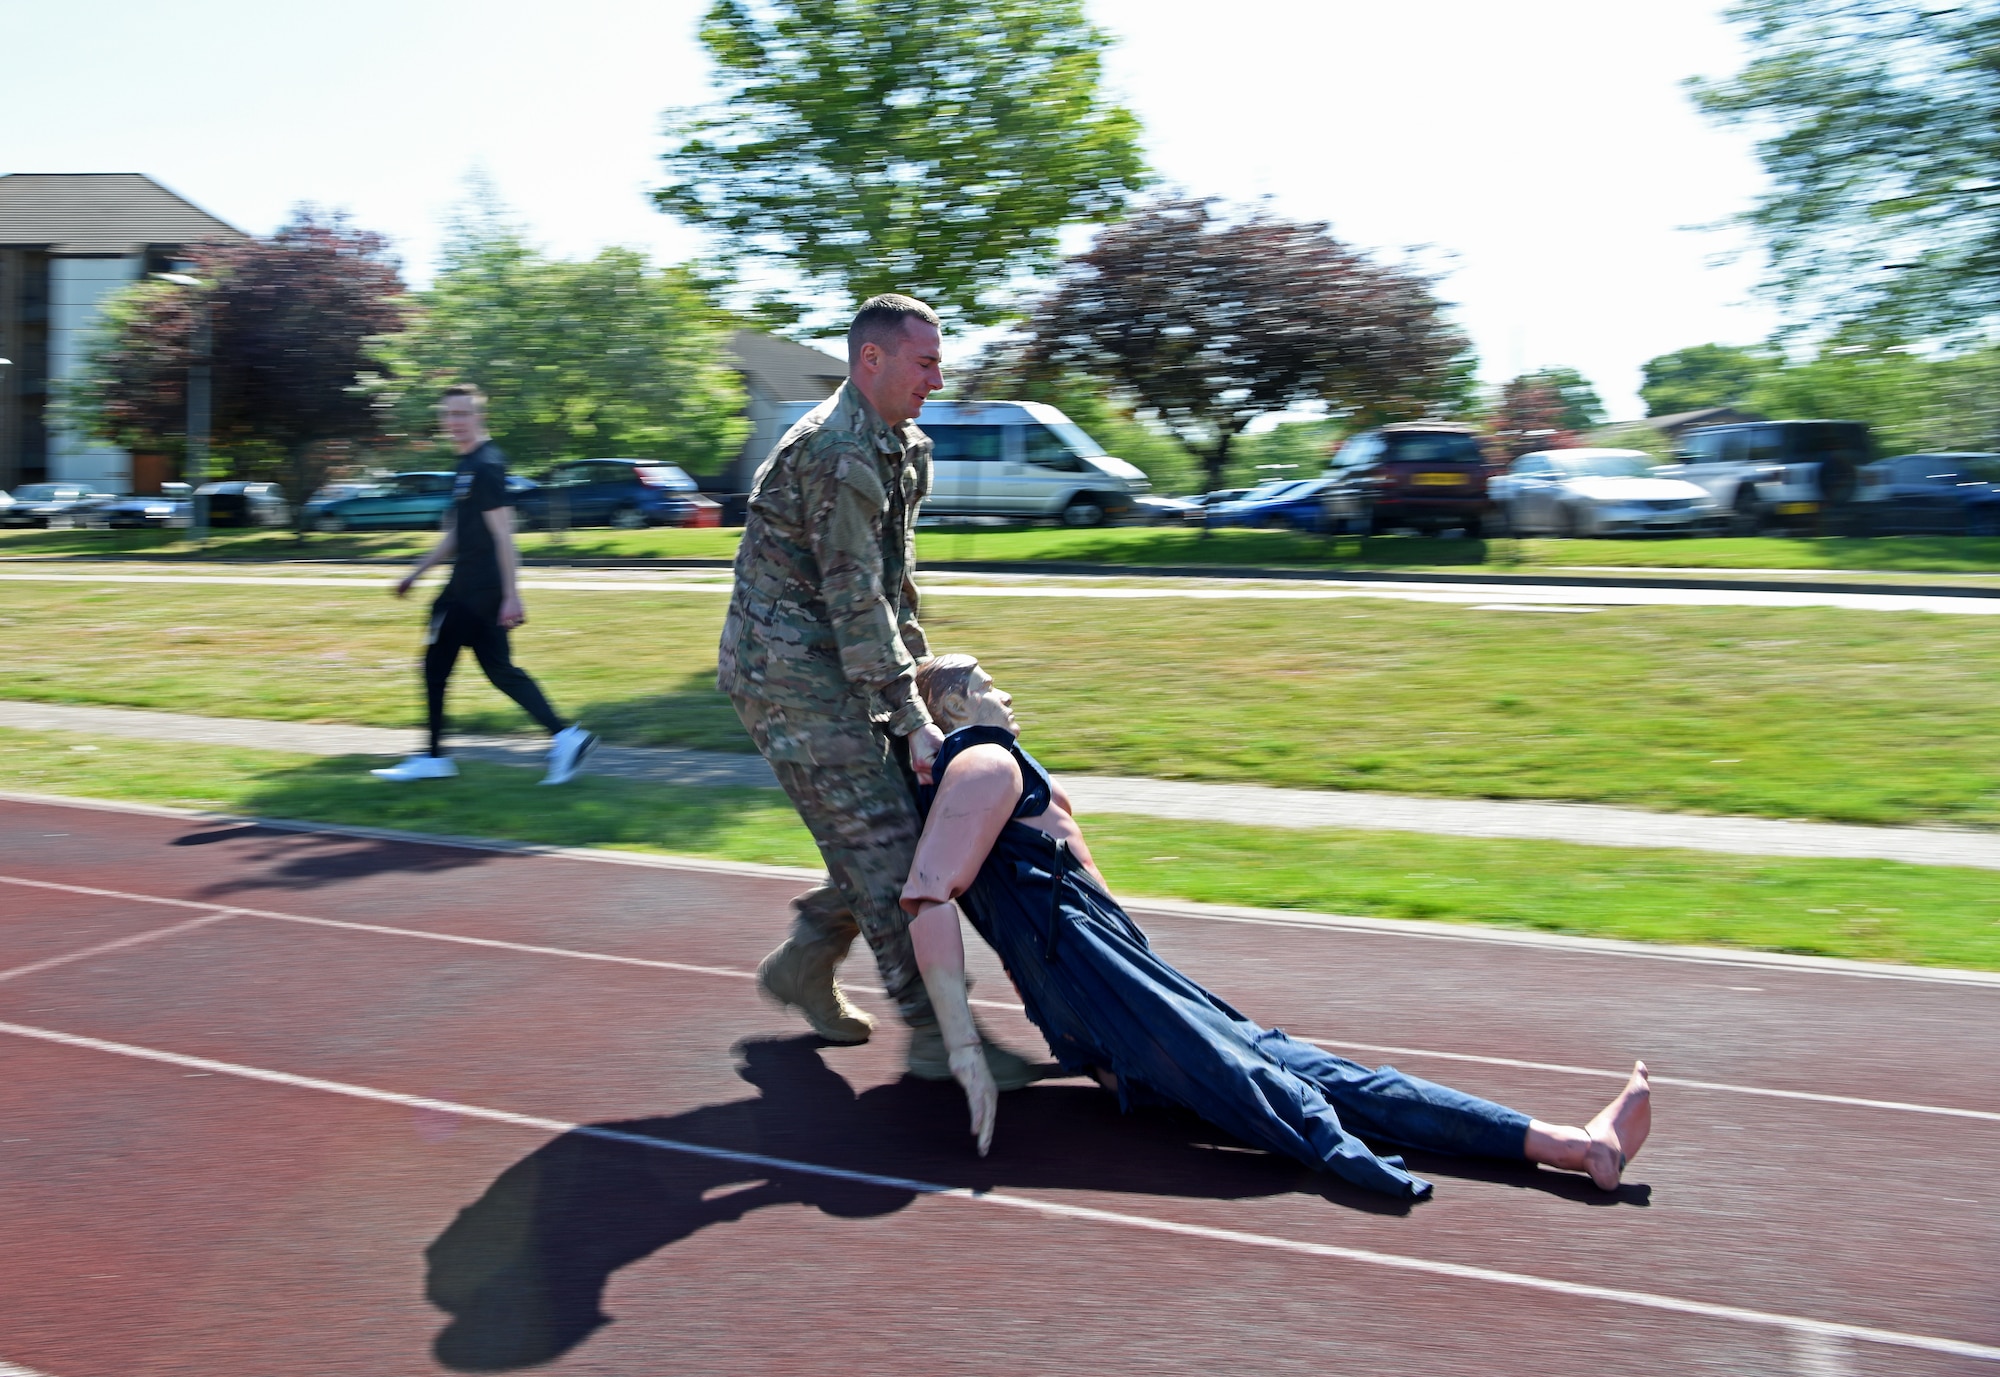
[720,294,1042,1087]
[373,383,596,786]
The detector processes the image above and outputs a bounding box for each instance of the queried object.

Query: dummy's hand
[909,721,945,786]
[393,570,418,600]
[498,592,526,629]
[948,1043,998,1155]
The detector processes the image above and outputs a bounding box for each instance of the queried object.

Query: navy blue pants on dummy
[928,729,1530,1199]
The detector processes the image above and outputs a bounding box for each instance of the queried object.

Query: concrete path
[6,698,1999,872]
[5,565,2000,615]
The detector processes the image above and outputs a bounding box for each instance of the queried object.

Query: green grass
[12,522,2000,577]
[3,577,1998,829]
[6,728,1993,970]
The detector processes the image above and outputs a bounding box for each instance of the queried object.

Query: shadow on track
[424,1034,1631,1371]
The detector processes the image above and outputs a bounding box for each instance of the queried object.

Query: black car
[518,458,700,530]
[1855,453,2000,535]
[1320,423,1492,536]
[0,482,116,528]
[195,481,289,529]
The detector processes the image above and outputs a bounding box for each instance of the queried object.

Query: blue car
[1201,476,1335,533]
[1856,453,2000,535]
[515,458,700,530]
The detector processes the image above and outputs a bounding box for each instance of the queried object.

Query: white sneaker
[370,754,459,782]
[541,725,597,786]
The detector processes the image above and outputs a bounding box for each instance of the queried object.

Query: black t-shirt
[441,441,512,605]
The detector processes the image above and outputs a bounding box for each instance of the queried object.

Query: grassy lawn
[11,523,2000,577]
[0,577,1996,829]
[6,728,1994,971]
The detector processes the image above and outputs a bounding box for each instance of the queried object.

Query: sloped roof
[0,173,243,253]
[1639,405,1764,431]
[728,329,847,401]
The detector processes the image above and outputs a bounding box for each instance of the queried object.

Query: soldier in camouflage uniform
[719,294,1047,1088]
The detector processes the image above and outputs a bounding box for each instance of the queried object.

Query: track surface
[0,796,1995,1376]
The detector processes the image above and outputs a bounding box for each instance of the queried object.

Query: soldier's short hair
[848,294,940,363]
[439,382,488,411]
[914,653,982,728]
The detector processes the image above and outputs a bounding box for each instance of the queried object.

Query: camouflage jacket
[718,381,934,741]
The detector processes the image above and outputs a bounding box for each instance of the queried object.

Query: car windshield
[1949,455,2000,483]
[1042,419,1105,458]
[637,465,690,484]
[1387,433,1482,464]
[1554,454,1653,479]
[13,485,70,500]
[1244,479,1305,500]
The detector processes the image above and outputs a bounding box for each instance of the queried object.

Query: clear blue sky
[8,1,1777,420]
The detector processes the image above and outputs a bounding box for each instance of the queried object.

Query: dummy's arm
[901,745,1022,1156]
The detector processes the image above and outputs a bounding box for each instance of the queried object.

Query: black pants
[425,597,563,756]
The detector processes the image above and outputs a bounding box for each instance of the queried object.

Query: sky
[6,0,1778,421]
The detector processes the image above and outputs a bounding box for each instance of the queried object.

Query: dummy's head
[914,654,1017,735]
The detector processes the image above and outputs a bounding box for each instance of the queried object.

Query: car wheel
[1461,513,1484,540]
[1557,505,1581,539]
[1729,486,1763,537]
[1485,503,1512,538]
[611,502,647,530]
[315,514,347,534]
[1062,494,1106,527]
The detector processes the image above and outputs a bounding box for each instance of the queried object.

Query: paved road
[7,698,2000,871]
[5,565,2000,614]
[0,795,1994,1376]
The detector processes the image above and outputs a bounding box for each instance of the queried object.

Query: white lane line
[0,911,237,984]
[2,872,1993,1126]
[2,1017,1994,1365]
[1302,1038,2000,1125]
[0,1361,57,1377]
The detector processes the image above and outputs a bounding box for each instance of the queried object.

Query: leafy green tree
[654,0,1148,328]
[1693,0,2000,337]
[390,225,748,476]
[1015,200,1470,491]
[1513,366,1605,431]
[1639,343,1775,416]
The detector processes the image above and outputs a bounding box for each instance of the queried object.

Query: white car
[1492,449,1716,537]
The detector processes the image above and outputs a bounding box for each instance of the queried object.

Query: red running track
[0,795,1996,1376]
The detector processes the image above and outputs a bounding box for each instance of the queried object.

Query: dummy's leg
[1262,1034,1651,1190]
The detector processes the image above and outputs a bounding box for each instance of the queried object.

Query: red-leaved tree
[1010,199,1470,491]
[1488,377,1579,462]
[75,209,407,522]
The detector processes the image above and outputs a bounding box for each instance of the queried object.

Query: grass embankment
[1,578,1996,829]
[11,524,2000,576]
[7,728,1995,971]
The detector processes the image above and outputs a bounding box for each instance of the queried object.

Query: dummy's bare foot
[1581,1062,1651,1190]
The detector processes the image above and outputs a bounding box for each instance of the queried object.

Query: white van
[774,399,1150,526]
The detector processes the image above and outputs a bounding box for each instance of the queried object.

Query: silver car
[1492,449,1716,537]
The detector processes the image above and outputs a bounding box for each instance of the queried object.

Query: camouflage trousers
[730,693,933,1028]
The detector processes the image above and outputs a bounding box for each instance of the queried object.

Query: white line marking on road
[1792,1330,1859,1376]
[1,1017,1994,1364]
[0,911,236,985]
[1,872,1992,1125]
[0,1360,58,1377]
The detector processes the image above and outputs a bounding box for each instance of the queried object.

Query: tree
[1489,377,1580,461]
[1746,338,2000,453]
[1012,200,1471,491]
[73,209,406,519]
[388,220,749,476]
[1639,343,1774,416]
[1512,366,1604,432]
[654,0,1148,328]
[1693,0,2000,338]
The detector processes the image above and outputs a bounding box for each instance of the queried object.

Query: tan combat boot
[906,1020,1059,1091]
[757,936,876,1044]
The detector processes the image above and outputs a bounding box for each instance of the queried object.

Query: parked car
[303,471,457,532]
[1490,449,1716,537]
[100,482,194,529]
[1854,453,2000,535]
[0,482,116,528]
[192,480,289,529]
[0,489,14,519]
[1131,493,1207,524]
[1319,422,1491,536]
[1203,475,1335,532]
[1662,420,1875,534]
[517,458,698,529]
[775,399,1151,527]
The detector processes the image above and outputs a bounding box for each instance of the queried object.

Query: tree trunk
[290,440,319,538]
[1195,432,1234,540]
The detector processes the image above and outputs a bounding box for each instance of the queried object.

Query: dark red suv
[1320,422,1493,537]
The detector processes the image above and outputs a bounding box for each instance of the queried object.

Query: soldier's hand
[909,721,945,785]
[949,1043,998,1156]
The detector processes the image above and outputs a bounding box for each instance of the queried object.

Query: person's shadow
[425,1035,1432,1371]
